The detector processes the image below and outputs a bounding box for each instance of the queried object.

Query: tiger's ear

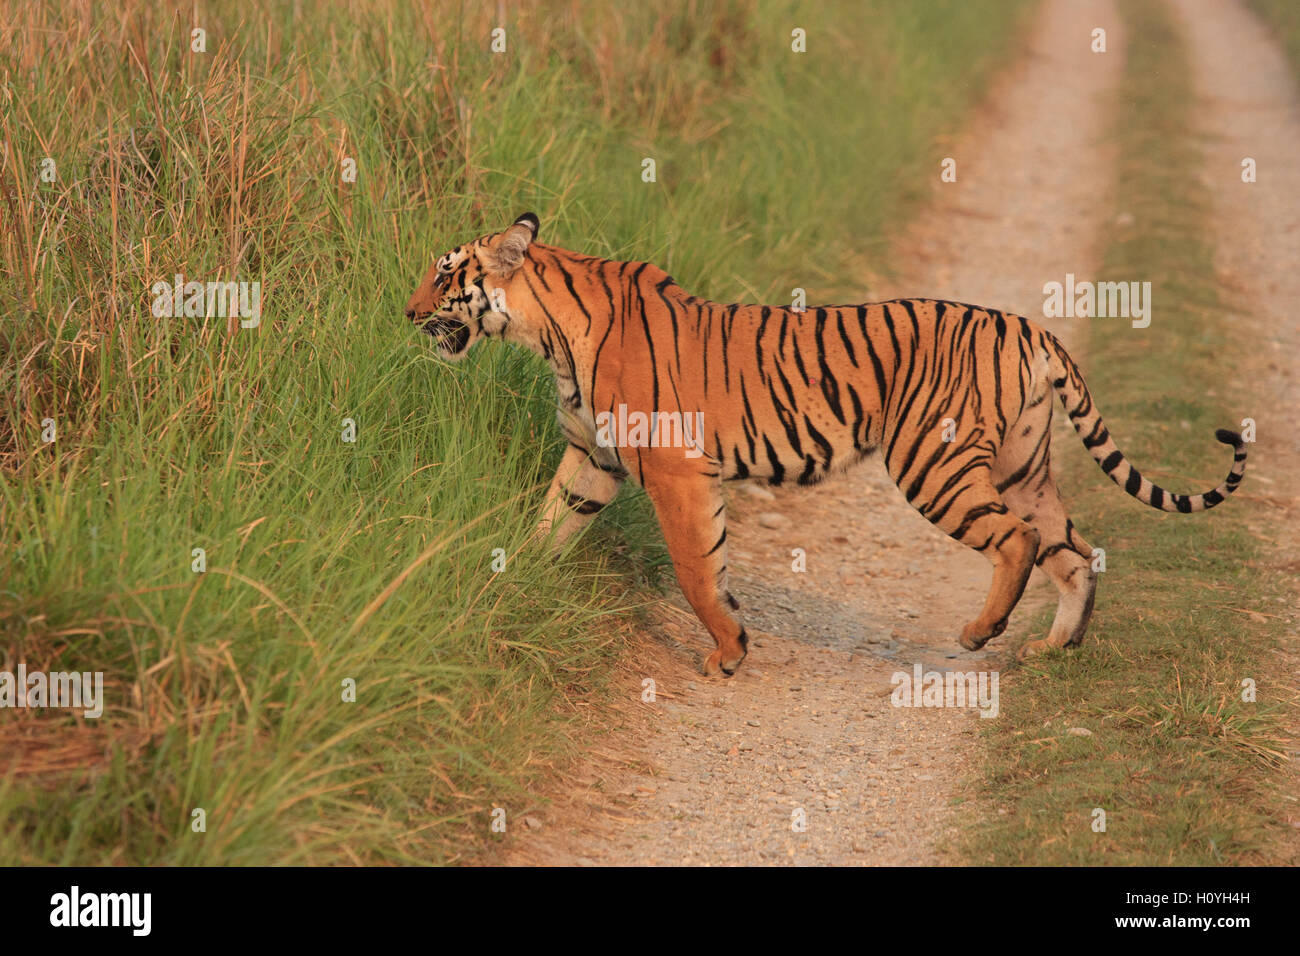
[513,212,539,239]
[486,212,539,275]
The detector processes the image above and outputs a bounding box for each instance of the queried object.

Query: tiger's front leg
[643,468,748,677]
[535,443,624,549]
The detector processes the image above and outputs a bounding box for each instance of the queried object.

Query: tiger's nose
[405,308,415,320]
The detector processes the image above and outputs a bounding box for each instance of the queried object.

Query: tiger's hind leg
[893,451,1041,652]
[998,454,1098,660]
[947,479,1041,651]
[994,397,1098,659]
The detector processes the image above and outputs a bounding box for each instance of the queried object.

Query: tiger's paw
[528,518,574,555]
[1017,638,1056,661]
[527,519,554,549]
[703,649,746,678]
[958,617,1008,652]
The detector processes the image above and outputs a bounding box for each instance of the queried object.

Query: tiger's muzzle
[412,312,471,355]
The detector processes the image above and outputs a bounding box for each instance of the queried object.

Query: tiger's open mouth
[420,316,471,354]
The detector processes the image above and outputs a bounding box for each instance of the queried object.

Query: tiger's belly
[715,413,877,486]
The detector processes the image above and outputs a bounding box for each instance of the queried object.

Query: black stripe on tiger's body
[406,213,1248,677]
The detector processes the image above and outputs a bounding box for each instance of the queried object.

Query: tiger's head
[404,212,539,360]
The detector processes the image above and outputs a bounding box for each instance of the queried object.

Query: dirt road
[505,0,1127,866]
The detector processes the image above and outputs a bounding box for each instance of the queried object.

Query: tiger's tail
[1042,332,1247,513]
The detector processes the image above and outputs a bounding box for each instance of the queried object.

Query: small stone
[747,719,761,727]
[1067,727,1093,737]
[738,483,776,501]
[523,816,543,830]
[758,512,788,529]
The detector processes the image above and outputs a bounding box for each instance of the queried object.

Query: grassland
[0,0,1031,864]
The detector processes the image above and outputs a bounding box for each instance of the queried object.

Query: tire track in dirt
[506,0,1124,865]
[1170,0,1300,863]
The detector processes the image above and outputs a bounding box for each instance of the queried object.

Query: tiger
[405,212,1248,677]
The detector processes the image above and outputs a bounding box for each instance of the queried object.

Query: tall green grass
[0,0,1030,863]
